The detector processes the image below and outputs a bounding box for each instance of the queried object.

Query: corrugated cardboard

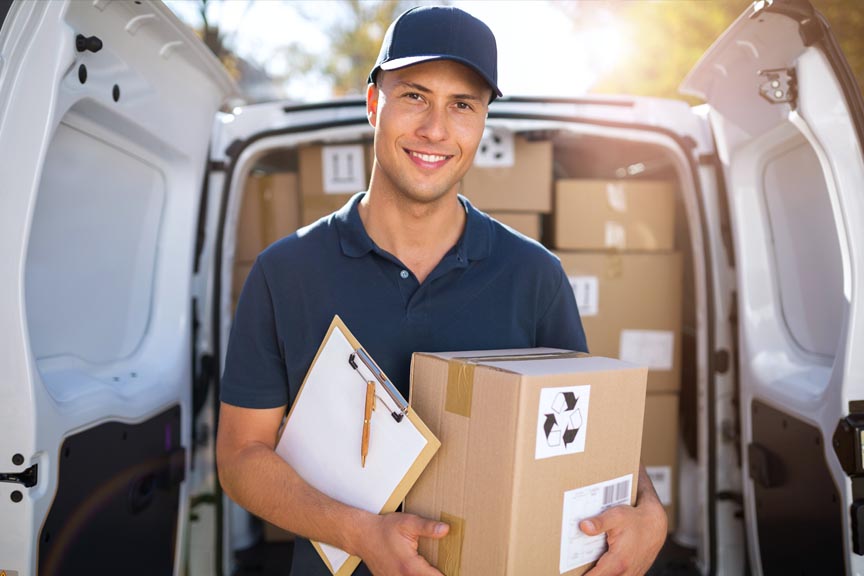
[554,179,676,250]
[299,143,373,224]
[461,137,552,212]
[642,393,679,532]
[487,211,542,241]
[556,251,682,393]
[236,175,264,262]
[406,349,647,576]
[236,172,300,261]
[263,172,300,243]
[232,262,254,313]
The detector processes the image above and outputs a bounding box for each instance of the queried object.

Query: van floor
[233,539,700,575]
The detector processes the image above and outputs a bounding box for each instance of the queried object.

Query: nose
[416,103,449,142]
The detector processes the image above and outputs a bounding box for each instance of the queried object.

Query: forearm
[218,440,373,555]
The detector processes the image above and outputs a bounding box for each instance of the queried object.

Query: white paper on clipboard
[274,318,435,574]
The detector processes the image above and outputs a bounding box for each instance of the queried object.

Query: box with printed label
[299,142,373,224]
[642,393,679,532]
[556,251,682,393]
[461,136,552,212]
[487,211,542,241]
[406,349,647,576]
[554,179,676,251]
[237,172,300,261]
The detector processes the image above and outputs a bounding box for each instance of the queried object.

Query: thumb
[412,516,449,539]
[579,516,604,536]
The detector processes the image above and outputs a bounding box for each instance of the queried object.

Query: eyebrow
[395,80,484,102]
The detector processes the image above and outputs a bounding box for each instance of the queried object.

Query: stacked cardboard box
[406,349,648,575]
[298,142,374,226]
[462,135,552,241]
[232,171,300,309]
[553,178,681,530]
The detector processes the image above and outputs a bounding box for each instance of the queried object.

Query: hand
[356,512,449,576]
[580,468,668,575]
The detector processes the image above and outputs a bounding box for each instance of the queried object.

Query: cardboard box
[554,179,676,250]
[461,137,552,212]
[487,211,542,241]
[299,142,373,224]
[236,172,300,260]
[232,262,254,311]
[556,251,682,393]
[406,349,647,576]
[642,393,679,532]
[262,172,300,243]
[236,175,265,262]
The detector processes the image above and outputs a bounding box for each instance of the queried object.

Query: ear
[366,83,379,128]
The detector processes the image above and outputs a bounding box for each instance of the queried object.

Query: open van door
[682,0,864,573]
[0,2,233,574]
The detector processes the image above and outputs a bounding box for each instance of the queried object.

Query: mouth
[405,148,453,168]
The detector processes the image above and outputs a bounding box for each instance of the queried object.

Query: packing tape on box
[605,253,623,279]
[446,362,475,418]
[438,512,465,576]
[445,352,590,418]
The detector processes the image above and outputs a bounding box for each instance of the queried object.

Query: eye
[455,101,475,112]
[403,92,423,101]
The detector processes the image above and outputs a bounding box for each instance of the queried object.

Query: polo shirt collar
[335,192,492,261]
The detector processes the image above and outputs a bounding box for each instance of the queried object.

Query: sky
[164,0,632,102]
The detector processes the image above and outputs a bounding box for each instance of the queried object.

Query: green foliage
[324,1,408,96]
[557,0,864,103]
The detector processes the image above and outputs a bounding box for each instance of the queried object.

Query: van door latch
[0,464,38,488]
[833,415,864,477]
[758,68,797,108]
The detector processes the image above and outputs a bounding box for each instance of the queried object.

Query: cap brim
[379,55,503,98]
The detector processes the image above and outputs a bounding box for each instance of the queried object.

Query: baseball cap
[368,6,502,101]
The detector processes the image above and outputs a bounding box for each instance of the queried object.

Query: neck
[359,174,466,284]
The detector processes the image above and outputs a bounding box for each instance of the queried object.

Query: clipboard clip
[349,350,407,423]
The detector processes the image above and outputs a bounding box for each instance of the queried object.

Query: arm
[579,465,668,576]
[216,402,449,575]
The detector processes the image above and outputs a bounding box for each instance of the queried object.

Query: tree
[277,0,449,98]
[555,0,863,103]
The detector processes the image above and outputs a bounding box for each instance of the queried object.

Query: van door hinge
[758,68,798,109]
[0,464,38,488]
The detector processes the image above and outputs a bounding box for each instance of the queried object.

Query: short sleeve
[220,259,290,408]
[536,265,589,353]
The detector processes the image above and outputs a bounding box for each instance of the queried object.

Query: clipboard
[274,315,440,575]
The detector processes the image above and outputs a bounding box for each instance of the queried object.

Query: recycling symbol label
[535,385,590,460]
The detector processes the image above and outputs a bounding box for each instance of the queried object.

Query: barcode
[602,478,631,506]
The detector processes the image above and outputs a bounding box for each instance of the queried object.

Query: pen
[361,380,375,467]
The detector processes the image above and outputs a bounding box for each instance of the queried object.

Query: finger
[407,515,449,539]
[580,506,627,536]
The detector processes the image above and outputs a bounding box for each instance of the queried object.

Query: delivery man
[217,6,667,575]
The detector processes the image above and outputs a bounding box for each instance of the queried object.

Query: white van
[1,0,862,574]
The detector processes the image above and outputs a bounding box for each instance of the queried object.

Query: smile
[406,149,452,165]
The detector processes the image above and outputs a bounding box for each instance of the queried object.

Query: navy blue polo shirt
[221,192,587,574]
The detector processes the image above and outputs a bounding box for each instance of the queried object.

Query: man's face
[367,60,491,205]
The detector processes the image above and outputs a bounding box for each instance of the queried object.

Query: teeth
[411,151,447,162]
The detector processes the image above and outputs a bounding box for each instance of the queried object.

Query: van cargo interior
[221,124,706,576]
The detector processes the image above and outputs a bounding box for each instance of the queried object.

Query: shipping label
[560,474,634,574]
[322,144,366,194]
[473,128,515,167]
[535,385,590,460]
[646,465,672,506]
[568,275,599,317]
[619,329,674,371]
